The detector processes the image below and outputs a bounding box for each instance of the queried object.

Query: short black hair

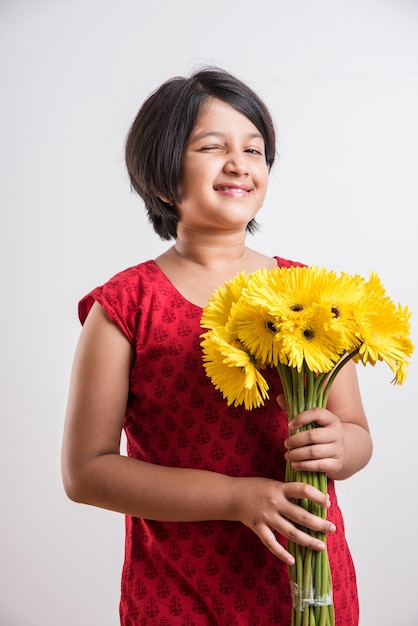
[125,67,277,240]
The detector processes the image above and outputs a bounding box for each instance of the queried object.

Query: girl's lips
[214,183,252,195]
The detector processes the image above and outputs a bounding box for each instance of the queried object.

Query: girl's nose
[223,151,249,176]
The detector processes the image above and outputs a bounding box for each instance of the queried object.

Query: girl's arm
[62,302,337,564]
[283,360,373,481]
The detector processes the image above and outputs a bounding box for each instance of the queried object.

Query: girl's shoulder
[77,260,166,341]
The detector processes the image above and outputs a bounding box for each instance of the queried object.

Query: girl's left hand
[283,406,345,477]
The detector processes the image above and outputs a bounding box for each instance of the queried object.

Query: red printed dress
[79,257,359,626]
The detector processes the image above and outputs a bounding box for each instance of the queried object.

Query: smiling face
[175,98,270,235]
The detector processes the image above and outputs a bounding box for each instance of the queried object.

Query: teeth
[217,186,248,192]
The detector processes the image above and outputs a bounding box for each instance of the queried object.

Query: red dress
[79,257,359,626]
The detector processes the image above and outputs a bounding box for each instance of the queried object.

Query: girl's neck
[154,231,277,309]
[169,223,251,269]
[172,237,248,271]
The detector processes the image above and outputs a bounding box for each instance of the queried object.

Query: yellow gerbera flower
[354,299,414,384]
[234,266,363,370]
[200,270,249,330]
[200,264,414,411]
[315,271,366,351]
[348,273,414,384]
[242,266,310,319]
[201,327,269,410]
[277,305,346,373]
[233,297,281,367]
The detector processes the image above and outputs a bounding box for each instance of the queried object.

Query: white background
[1,1,417,625]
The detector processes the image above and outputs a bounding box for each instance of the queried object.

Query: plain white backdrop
[1,1,417,624]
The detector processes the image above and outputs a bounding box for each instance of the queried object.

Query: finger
[286,496,334,526]
[276,394,287,412]
[288,407,335,430]
[285,428,332,451]
[264,499,336,553]
[285,440,331,462]
[286,457,334,475]
[280,516,331,552]
[255,524,296,565]
[287,453,343,475]
[285,440,338,473]
[284,482,331,511]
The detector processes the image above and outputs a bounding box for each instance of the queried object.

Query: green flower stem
[321,349,359,406]
[314,551,322,615]
[277,362,334,626]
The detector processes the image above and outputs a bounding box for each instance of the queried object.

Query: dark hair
[125,67,276,240]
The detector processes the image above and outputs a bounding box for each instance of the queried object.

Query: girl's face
[176,98,269,235]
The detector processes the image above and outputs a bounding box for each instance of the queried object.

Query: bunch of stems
[277,362,346,626]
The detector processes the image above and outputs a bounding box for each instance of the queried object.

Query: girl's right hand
[230,477,336,564]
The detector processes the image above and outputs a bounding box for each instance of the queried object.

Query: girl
[62,67,372,626]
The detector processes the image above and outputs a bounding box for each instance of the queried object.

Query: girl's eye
[196,145,264,156]
[199,145,222,152]
[245,148,264,156]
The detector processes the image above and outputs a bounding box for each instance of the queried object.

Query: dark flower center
[303,328,315,340]
[265,320,277,333]
[331,306,341,318]
[290,303,304,312]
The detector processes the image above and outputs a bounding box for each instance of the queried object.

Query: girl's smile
[214,182,253,196]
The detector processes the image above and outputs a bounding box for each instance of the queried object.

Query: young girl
[62,67,372,626]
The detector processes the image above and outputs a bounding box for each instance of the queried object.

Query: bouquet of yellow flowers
[200,265,414,626]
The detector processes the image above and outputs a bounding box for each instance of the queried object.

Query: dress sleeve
[275,256,306,268]
[78,266,142,344]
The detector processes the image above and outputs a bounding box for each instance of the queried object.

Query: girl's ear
[158,196,174,206]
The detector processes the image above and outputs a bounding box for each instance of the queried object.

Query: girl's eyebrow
[191,130,264,142]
